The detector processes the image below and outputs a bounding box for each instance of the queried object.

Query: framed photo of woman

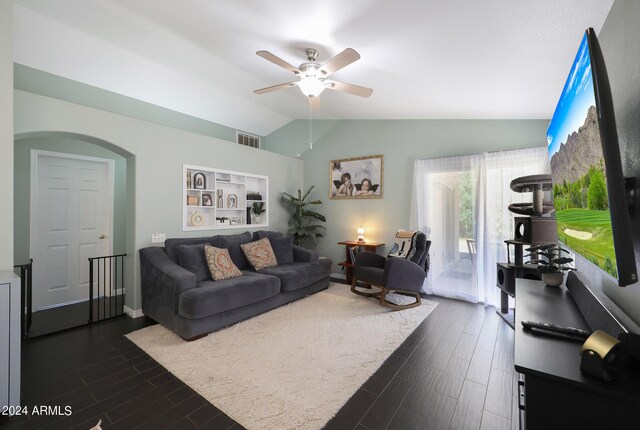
[330,155,383,199]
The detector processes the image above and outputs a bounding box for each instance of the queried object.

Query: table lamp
[357,226,365,243]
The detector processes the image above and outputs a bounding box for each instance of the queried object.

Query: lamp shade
[357,226,365,242]
[298,77,326,97]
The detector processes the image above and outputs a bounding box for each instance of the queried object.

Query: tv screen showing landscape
[547,34,617,278]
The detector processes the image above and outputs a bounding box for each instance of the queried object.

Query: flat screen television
[547,28,637,286]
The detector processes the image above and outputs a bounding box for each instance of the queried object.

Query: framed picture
[201,193,213,207]
[330,154,383,199]
[187,195,199,206]
[193,172,206,190]
[230,216,242,225]
[227,193,238,208]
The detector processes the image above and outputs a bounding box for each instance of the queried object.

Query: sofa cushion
[253,230,284,241]
[269,237,294,265]
[259,258,331,292]
[204,245,243,281]
[165,236,222,263]
[217,232,253,270]
[241,238,278,271]
[177,243,210,282]
[179,271,281,319]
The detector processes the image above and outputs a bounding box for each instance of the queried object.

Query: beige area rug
[127,283,437,430]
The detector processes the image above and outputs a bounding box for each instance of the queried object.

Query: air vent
[236,132,261,149]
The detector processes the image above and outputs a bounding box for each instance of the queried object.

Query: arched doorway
[14,131,134,337]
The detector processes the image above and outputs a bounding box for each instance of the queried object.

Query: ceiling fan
[253,48,373,109]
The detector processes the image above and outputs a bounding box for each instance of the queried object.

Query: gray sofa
[139,230,331,340]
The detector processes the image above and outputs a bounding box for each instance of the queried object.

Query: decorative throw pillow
[204,245,243,281]
[387,230,418,259]
[177,243,210,282]
[217,231,253,270]
[241,238,278,270]
[269,236,294,265]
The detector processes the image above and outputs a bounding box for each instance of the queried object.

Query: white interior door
[31,151,114,311]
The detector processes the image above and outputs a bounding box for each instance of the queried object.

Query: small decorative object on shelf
[227,193,238,208]
[186,171,192,189]
[526,243,575,287]
[187,195,199,206]
[216,189,224,208]
[230,216,242,225]
[216,217,229,226]
[202,193,213,207]
[193,172,206,189]
[247,191,263,201]
[252,202,265,224]
[190,211,205,227]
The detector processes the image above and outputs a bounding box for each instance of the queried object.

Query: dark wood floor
[2,289,518,430]
[26,296,125,339]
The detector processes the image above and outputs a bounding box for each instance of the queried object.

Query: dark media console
[514,278,640,429]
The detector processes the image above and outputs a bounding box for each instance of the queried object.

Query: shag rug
[127,283,437,430]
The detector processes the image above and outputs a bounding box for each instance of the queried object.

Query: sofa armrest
[384,257,426,292]
[139,247,197,324]
[292,245,319,262]
[354,251,386,269]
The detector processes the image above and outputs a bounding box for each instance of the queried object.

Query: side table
[337,241,384,284]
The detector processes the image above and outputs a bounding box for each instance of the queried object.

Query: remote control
[521,320,592,341]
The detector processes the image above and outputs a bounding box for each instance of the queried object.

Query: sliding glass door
[411,147,549,307]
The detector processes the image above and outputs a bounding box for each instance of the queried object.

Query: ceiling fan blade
[318,48,360,76]
[256,51,301,75]
[324,80,373,97]
[253,82,297,94]
[309,96,321,110]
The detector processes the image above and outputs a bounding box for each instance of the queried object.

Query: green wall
[14,64,262,145]
[1,0,13,270]
[14,89,304,312]
[13,136,128,265]
[266,119,549,275]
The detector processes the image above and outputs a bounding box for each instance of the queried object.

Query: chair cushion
[241,238,278,271]
[217,231,253,270]
[204,245,243,281]
[354,265,385,286]
[179,272,280,319]
[177,243,210,282]
[269,236,294,265]
[259,259,331,292]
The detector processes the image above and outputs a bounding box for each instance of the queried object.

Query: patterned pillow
[240,238,278,271]
[204,245,243,281]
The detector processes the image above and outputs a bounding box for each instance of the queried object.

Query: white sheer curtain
[410,147,549,307]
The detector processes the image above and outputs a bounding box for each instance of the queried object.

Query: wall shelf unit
[183,164,268,231]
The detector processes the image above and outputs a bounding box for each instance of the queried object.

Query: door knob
[98,234,106,239]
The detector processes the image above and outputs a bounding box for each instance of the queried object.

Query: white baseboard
[124,306,145,318]
[331,272,346,280]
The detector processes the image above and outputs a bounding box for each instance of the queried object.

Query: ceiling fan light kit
[253,47,373,106]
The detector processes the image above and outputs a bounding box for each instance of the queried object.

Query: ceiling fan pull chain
[309,100,313,150]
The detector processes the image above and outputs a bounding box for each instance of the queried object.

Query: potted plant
[251,202,266,224]
[280,186,326,248]
[525,243,575,287]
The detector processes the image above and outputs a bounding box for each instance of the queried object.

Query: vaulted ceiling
[14,0,614,136]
